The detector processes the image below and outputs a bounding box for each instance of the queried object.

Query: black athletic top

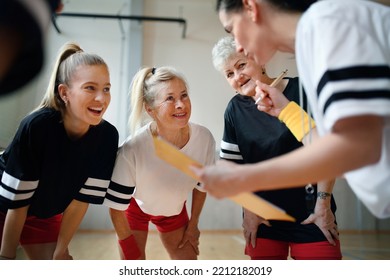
[220,77,337,242]
[0,107,118,218]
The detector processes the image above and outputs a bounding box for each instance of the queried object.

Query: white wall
[0,0,389,231]
[141,0,299,147]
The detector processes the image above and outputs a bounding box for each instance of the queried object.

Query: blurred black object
[0,0,63,96]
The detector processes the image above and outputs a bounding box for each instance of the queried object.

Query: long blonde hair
[128,66,188,135]
[35,42,108,113]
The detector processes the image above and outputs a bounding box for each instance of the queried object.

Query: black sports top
[220,77,337,242]
[0,107,118,218]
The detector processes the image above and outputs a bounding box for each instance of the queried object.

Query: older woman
[104,66,215,260]
[210,36,341,260]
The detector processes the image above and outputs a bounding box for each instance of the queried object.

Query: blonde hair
[35,42,108,113]
[129,66,188,135]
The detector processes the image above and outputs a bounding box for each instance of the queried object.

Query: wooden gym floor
[16,229,390,260]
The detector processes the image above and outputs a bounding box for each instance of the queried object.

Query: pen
[255,69,288,104]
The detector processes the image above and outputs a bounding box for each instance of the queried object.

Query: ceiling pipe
[52,12,187,38]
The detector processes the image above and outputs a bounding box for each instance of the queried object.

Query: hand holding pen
[255,69,288,104]
[254,69,290,118]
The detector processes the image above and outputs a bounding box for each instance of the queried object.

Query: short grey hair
[211,36,237,73]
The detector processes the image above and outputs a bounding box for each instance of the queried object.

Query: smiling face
[59,64,111,136]
[222,52,263,97]
[147,77,191,132]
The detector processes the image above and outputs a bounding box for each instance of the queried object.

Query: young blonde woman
[104,66,215,260]
[0,42,118,259]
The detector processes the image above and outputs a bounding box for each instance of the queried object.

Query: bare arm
[301,179,339,245]
[0,206,29,259]
[109,208,132,240]
[298,124,339,244]
[53,200,89,260]
[267,96,339,242]
[188,189,207,228]
[251,80,341,243]
[193,115,383,198]
[109,206,141,260]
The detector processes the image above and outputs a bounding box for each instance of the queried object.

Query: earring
[62,97,68,106]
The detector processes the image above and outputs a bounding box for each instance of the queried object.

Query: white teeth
[90,107,103,111]
[174,113,185,117]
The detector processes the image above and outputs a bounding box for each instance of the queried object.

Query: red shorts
[245,238,342,260]
[125,199,189,233]
[0,212,61,245]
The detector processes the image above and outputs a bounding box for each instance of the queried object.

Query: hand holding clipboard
[153,135,295,222]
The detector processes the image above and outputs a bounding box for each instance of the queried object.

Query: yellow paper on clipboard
[153,136,295,222]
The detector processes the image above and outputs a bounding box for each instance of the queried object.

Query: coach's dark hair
[216,0,317,13]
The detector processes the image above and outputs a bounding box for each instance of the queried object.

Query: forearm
[317,178,335,193]
[109,207,140,260]
[0,206,29,259]
[109,208,132,240]
[299,122,333,191]
[189,189,206,226]
[315,179,335,210]
[242,117,382,192]
[55,200,88,255]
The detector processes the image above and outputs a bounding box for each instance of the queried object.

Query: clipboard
[153,136,295,222]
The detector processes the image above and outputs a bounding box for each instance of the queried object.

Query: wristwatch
[317,192,331,199]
